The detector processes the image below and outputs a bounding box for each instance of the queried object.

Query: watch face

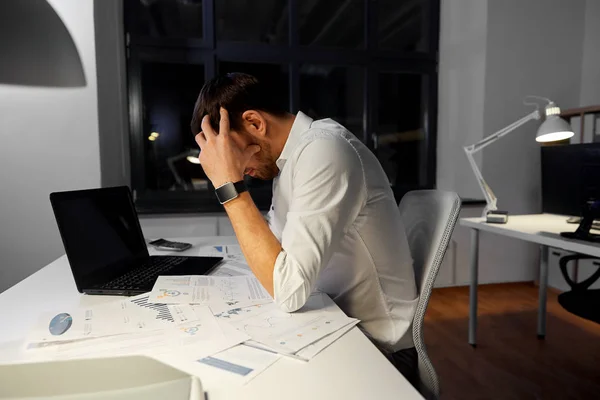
[215,182,238,204]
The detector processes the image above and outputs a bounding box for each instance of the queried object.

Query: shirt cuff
[273,250,310,312]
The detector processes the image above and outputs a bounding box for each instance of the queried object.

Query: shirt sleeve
[273,136,367,312]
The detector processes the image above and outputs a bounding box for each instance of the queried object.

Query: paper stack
[21,245,359,387]
[149,254,360,363]
[24,294,249,364]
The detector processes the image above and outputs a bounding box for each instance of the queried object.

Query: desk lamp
[0,0,86,87]
[464,96,574,222]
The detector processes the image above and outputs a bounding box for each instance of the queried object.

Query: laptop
[50,186,223,296]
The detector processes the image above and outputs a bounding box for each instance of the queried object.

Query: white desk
[0,236,422,400]
[461,214,600,346]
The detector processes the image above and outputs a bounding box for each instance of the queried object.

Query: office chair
[398,190,461,400]
[557,254,600,324]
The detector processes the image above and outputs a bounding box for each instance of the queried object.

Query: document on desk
[295,319,358,360]
[195,344,281,385]
[148,275,273,314]
[223,245,247,263]
[195,244,247,263]
[226,293,358,354]
[25,294,197,346]
[24,306,248,363]
[210,260,252,277]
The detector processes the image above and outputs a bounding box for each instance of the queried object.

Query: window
[216,0,288,45]
[299,65,364,136]
[125,0,439,213]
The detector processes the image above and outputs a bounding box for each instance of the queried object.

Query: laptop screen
[50,187,148,289]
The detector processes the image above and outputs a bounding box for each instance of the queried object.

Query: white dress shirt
[268,111,418,352]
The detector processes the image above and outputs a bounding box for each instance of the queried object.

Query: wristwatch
[215,180,248,204]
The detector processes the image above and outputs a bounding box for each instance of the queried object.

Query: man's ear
[241,110,267,138]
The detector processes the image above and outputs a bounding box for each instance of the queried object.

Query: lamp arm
[167,152,192,190]
[463,110,541,216]
[464,148,498,215]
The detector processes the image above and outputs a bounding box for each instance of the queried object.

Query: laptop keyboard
[101,257,188,290]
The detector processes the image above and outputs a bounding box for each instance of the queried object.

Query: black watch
[215,180,248,204]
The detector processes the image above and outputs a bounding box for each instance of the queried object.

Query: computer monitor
[542,143,600,216]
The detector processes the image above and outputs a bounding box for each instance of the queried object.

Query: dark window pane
[378,0,428,52]
[299,65,364,138]
[125,0,203,39]
[218,61,290,111]
[376,73,425,188]
[216,0,288,44]
[141,62,207,191]
[299,0,364,48]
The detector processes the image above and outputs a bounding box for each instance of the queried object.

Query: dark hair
[191,72,288,135]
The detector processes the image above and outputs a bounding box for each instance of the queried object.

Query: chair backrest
[398,190,461,400]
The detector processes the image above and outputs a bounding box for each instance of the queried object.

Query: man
[191,73,419,385]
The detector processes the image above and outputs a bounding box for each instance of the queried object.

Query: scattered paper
[225,245,244,257]
[295,319,358,359]
[195,245,228,258]
[212,303,271,321]
[196,344,281,385]
[224,245,247,263]
[225,293,358,354]
[23,305,248,364]
[210,261,252,277]
[149,275,273,314]
[25,294,194,346]
[194,243,246,262]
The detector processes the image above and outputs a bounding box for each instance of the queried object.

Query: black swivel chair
[557,255,600,324]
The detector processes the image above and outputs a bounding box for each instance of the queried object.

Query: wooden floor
[424,283,600,400]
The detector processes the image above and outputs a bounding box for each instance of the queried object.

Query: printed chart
[227,294,357,354]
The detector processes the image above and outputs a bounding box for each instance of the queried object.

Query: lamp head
[186,149,201,164]
[535,103,574,143]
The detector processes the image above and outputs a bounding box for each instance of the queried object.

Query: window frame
[125,0,440,213]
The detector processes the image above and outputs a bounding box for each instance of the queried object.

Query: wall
[580,0,600,107]
[436,0,588,286]
[139,215,235,240]
[481,0,585,283]
[436,0,488,200]
[0,0,100,292]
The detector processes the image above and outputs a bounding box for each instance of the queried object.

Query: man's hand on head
[195,108,260,188]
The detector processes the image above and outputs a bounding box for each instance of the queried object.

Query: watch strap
[233,180,248,195]
[215,180,247,204]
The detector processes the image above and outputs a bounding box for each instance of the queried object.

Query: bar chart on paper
[129,295,174,322]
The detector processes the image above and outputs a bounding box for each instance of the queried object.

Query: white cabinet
[139,214,249,239]
[139,215,219,239]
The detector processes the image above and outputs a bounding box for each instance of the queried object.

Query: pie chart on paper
[49,313,73,336]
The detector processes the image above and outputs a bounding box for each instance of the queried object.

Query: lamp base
[486,210,509,224]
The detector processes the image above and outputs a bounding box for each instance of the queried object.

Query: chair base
[558,290,600,324]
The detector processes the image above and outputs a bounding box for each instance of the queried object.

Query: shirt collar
[276,111,313,170]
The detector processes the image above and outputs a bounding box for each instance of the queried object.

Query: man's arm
[270,137,366,311]
[224,138,366,311]
[195,109,365,310]
[222,192,280,296]
[194,108,279,296]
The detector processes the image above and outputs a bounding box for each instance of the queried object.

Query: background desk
[461,214,600,346]
[0,236,422,400]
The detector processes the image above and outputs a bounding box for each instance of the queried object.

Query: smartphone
[148,238,192,251]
